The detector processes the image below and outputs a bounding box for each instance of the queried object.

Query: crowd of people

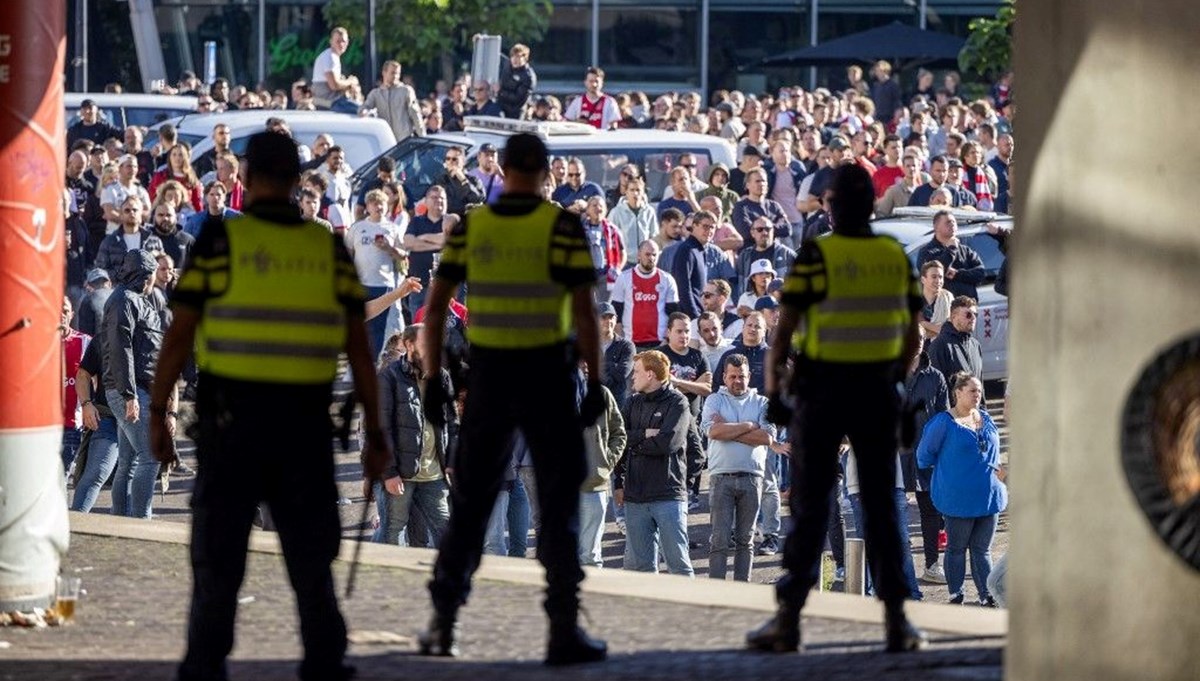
[57,25,1013,608]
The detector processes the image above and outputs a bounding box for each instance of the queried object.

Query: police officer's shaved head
[503,133,550,175]
[827,164,876,230]
[244,131,301,185]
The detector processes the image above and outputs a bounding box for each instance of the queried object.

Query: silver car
[872,207,1011,381]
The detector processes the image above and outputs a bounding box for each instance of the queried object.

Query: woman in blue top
[917,372,1008,606]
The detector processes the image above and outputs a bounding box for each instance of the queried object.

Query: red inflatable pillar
[0,2,70,611]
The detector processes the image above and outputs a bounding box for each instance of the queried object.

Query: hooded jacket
[615,385,690,504]
[928,321,983,390]
[582,383,627,492]
[607,197,659,261]
[698,163,740,220]
[378,356,458,481]
[101,250,164,398]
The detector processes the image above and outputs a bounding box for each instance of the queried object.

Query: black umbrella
[760,22,965,68]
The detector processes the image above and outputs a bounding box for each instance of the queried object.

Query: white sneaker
[616,518,627,536]
[922,563,947,584]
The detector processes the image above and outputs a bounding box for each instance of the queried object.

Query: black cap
[479,142,497,154]
[244,131,301,182]
[742,146,762,158]
[502,133,549,174]
[80,98,96,108]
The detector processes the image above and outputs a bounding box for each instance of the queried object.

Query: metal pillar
[0,0,70,612]
[808,0,818,90]
[591,0,600,67]
[700,0,710,103]
[257,0,266,86]
[844,538,866,596]
[366,0,378,88]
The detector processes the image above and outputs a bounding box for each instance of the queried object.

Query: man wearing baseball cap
[74,269,114,337]
[68,98,123,148]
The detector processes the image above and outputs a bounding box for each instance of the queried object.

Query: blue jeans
[107,388,158,518]
[483,478,531,557]
[71,416,120,512]
[849,491,922,600]
[374,478,450,547]
[363,285,393,362]
[329,95,361,114]
[578,491,608,567]
[709,473,762,581]
[758,452,782,538]
[944,514,997,601]
[623,500,693,576]
[61,427,83,476]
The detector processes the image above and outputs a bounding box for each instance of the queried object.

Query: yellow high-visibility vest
[465,202,573,349]
[195,215,346,383]
[800,233,912,363]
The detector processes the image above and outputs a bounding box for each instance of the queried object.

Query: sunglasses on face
[752,227,771,233]
[444,156,461,163]
[681,163,696,169]
[567,172,581,178]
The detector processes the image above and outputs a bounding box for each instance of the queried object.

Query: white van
[150,110,397,173]
[350,116,737,208]
[64,93,198,129]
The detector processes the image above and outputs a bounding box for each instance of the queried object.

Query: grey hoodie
[101,250,164,398]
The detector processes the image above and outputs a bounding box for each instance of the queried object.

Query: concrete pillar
[1009,2,1200,680]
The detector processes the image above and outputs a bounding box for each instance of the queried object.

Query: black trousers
[179,379,347,681]
[776,361,908,609]
[914,490,944,569]
[429,344,587,622]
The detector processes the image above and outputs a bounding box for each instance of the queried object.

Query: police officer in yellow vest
[417,133,608,665]
[747,164,928,654]
[149,131,389,681]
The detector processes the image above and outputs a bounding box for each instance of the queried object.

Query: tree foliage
[324,0,553,69]
[958,0,1015,80]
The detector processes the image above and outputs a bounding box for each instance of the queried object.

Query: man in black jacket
[614,350,694,576]
[901,338,950,584]
[435,149,486,218]
[101,250,170,519]
[497,44,537,119]
[914,211,987,301]
[928,296,984,394]
[376,324,457,547]
[599,302,635,408]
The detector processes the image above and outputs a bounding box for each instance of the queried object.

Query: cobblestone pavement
[70,392,1010,607]
[0,534,1002,681]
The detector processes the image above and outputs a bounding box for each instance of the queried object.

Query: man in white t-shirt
[101,155,151,235]
[609,240,680,349]
[344,188,407,359]
[311,26,360,114]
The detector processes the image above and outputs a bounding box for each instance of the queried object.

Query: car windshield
[352,137,466,210]
[907,230,1009,284]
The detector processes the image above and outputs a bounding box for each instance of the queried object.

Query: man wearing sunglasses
[435,148,485,218]
[927,296,984,398]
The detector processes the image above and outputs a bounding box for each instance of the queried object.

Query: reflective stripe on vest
[801,234,911,363]
[465,202,571,349]
[196,215,346,383]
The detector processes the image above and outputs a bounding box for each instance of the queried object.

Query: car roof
[163,110,376,134]
[436,116,736,152]
[873,207,1012,249]
[65,93,198,109]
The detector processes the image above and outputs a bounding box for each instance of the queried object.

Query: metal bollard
[845,538,867,596]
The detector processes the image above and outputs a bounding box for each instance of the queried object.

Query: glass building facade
[68,0,1000,97]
